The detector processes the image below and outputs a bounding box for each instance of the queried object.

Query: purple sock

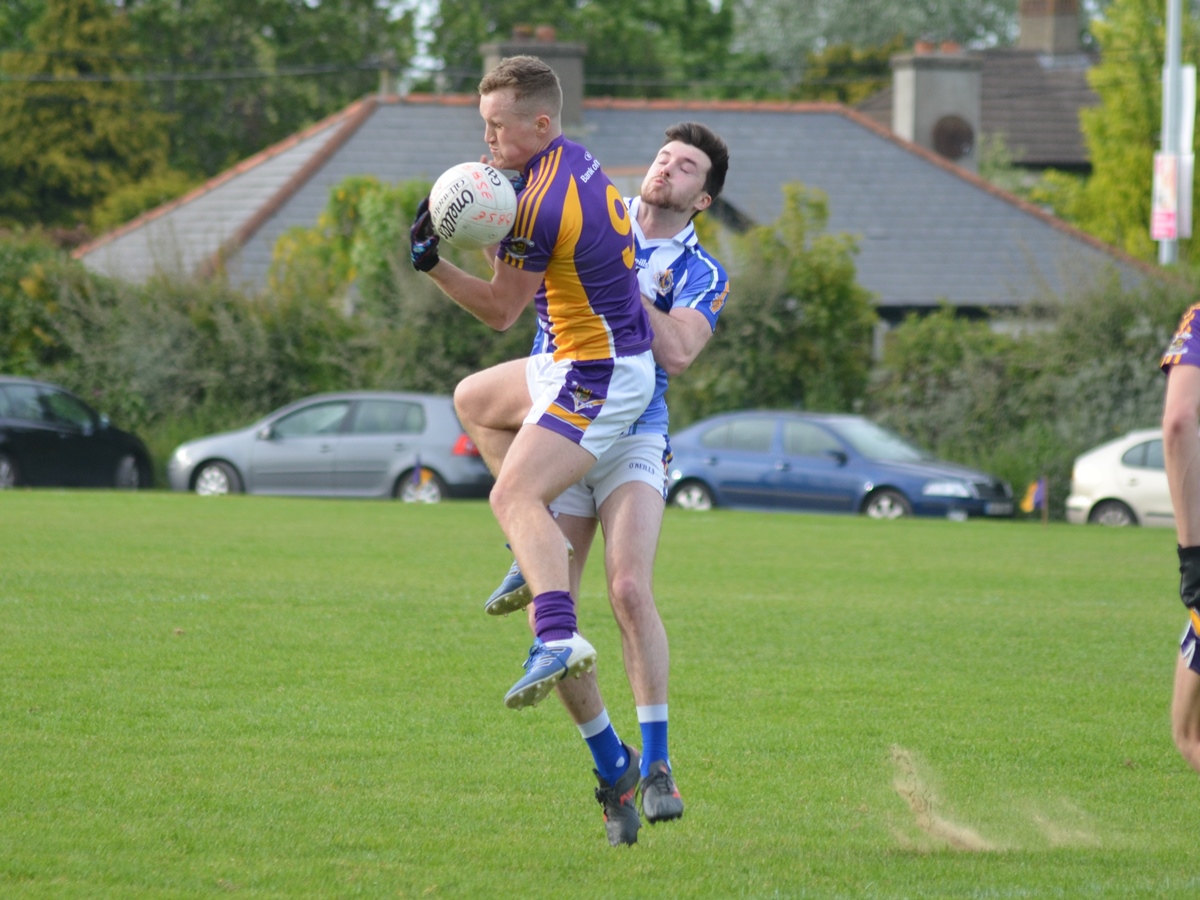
[533,590,576,642]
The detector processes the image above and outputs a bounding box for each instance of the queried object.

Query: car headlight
[171,447,193,468]
[922,479,974,498]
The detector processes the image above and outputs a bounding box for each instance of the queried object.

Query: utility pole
[1159,0,1184,265]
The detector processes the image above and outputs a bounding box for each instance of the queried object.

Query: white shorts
[523,351,655,460]
[550,432,671,518]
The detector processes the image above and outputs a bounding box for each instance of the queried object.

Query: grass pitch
[2,491,1199,897]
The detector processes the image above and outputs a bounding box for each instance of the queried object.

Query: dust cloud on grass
[888,745,1106,852]
[890,745,997,851]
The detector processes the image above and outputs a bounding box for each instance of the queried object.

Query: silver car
[167,391,493,501]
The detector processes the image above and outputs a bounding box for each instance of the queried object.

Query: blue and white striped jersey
[627,196,729,435]
[529,196,729,436]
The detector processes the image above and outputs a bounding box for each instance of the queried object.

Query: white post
[1159,0,1184,265]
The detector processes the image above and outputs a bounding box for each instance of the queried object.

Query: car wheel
[1088,499,1137,526]
[670,480,715,511]
[193,461,242,496]
[114,454,145,489]
[397,468,447,503]
[0,453,16,489]
[863,488,912,519]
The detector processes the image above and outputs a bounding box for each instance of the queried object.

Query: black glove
[410,197,440,272]
[507,170,527,194]
[1179,545,1200,609]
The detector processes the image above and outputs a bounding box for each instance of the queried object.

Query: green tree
[0,0,171,228]
[124,0,416,177]
[89,167,199,232]
[0,230,70,372]
[867,305,1025,458]
[426,0,738,98]
[796,35,907,104]
[732,0,1020,91]
[1037,0,1200,262]
[0,0,45,53]
[671,183,877,422]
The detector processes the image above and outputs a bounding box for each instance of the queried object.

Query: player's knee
[453,376,484,427]
[608,571,654,618]
[1172,718,1200,760]
[488,480,513,523]
[489,476,532,525]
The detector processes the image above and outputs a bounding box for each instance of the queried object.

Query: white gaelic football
[428,162,518,249]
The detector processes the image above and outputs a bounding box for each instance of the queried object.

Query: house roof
[76,92,1147,313]
[857,49,1100,169]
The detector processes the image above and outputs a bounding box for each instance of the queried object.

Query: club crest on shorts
[571,385,604,412]
[1167,332,1190,356]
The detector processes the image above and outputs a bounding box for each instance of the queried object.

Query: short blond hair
[479,55,562,118]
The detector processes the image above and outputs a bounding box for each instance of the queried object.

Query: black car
[0,376,153,489]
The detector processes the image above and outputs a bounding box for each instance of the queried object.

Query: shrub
[867,271,1188,517]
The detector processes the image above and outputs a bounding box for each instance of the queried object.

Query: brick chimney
[480,26,587,131]
[891,45,983,171]
[1017,0,1081,56]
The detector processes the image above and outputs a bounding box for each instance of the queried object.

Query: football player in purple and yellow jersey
[407,53,655,799]
[468,122,731,846]
[1160,303,1200,776]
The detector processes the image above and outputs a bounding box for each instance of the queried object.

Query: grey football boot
[594,746,642,846]
[639,760,684,823]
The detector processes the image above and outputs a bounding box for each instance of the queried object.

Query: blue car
[666,410,1013,519]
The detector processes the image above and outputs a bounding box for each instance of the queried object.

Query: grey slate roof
[858,49,1100,169]
[76,93,1147,313]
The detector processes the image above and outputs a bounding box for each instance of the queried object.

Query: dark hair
[665,122,729,201]
[479,55,563,118]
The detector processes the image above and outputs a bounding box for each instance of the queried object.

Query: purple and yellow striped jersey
[1162,302,1200,371]
[499,136,652,362]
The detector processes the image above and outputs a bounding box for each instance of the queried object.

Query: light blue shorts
[550,432,671,518]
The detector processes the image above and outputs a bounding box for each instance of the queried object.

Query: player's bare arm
[1164,363,1200,546]
[642,298,713,376]
[426,256,544,332]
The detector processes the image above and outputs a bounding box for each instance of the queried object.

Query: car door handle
[775,461,790,471]
[704,456,718,466]
[394,443,407,452]
[320,444,333,453]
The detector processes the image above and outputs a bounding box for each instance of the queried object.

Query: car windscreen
[827,418,931,462]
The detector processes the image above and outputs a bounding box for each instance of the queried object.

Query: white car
[1065,428,1173,526]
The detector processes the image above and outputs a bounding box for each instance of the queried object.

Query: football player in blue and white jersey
[470,122,730,845]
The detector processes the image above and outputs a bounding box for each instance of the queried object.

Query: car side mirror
[257,425,275,441]
[826,449,848,466]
